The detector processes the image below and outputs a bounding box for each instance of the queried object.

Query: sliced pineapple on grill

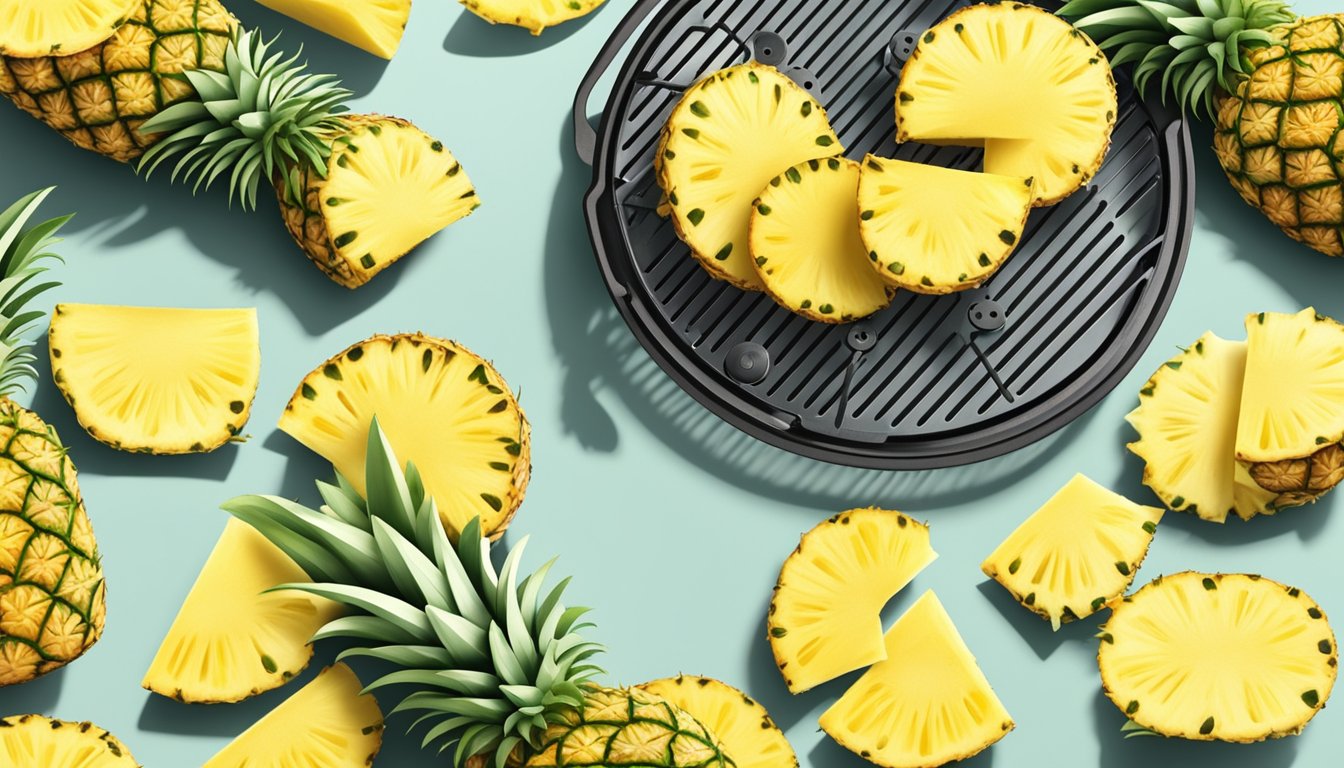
[460,0,606,35]
[255,0,411,59]
[0,0,139,57]
[641,676,798,768]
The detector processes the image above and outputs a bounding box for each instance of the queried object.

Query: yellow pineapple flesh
[256,0,411,59]
[640,676,798,768]
[460,0,607,36]
[526,686,731,767]
[0,0,139,57]
[0,715,138,767]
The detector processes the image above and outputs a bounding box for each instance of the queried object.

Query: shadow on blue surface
[0,667,66,717]
[444,3,610,56]
[1092,691,1299,768]
[977,580,1105,662]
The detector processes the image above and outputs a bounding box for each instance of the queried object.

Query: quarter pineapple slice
[641,676,798,768]
[660,62,841,291]
[255,0,411,59]
[460,0,606,35]
[1128,332,1277,522]
[143,518,339,703]
[0,0,139,57]
[859,156,1031,294]
[982,474,1162,630]
[895,3,1118,205]
[0,715,138,767]
[48,304,260,454]
[769,508,937,694]
[820,591,1014,767]
[750,157,892,322]
[278,334,529,541]
[1099,572,1337,741]
[1237,309,1344,506]
[203,663,384,767]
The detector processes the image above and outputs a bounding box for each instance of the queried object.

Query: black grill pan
[573,0,1194,470]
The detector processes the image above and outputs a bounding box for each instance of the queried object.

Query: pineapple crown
[223,419,604,767]
[1058,0,1296,116]
[136,29,351,210]
[0,188,66,398]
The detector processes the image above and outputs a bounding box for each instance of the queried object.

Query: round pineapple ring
[0,0,140,57]
[461,0,607,36]
[1100,572,1338,742]
[640,676,798,768]
[0,715,139,766]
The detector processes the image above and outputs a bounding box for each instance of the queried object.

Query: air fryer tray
[573,0,1194,470]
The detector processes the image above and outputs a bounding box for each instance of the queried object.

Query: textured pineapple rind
[460,0,608,36]
[0,714,139,766]
[638,675,799,768]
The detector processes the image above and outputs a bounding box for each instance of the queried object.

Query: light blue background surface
[1,0,1341,765]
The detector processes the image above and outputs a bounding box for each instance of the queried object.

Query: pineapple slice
[982,474,1162,630]
[0,0,139,57]
[47,304,260,454]
[660,62,841,291]
[1100,572,1337,741]
[640,676,798,768]
[278,333,529,541]
[1236,308,1344,506]
[203,663,384,767]
[143,518,339,703]
[769,508,937,694]
[0,715,138,767]
[858,156,1031,294]
[255,0,411,59]
[461,0,606,35]
[1127,333,1277,522]
[750,157,893,323]
[820,591,1014,767]
[895,3,1118,205]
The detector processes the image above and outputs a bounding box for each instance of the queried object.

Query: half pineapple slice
[143,518,339,703]
[820,591,1014,767]
[641,676,798,768]
[255,0,411,59]
[1100,572,1337,741]
[982,474,1162,630]
[769,508,937,694]
[1236,309,1344,506]
[203,663,384,767]
[1128,333,1277,522]
[859,156,1031,294]
[460,0,606,35]
[0,0,138,57]
[0,715,138,767]
[278,334,529,541]
[48,304,260,454]
[895,3,1118,205]
[750,157,892,323]
[660,62,841,291]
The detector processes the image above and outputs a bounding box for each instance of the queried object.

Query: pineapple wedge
[859,156,1031,294]
[1236,309,1344,506]
[48,305,260,454]
[660,62,841,291]
[203,663,384,767]
[896,3,1117,205]
[769,508,937,694]
[143,518,339,703]
[278,334,529,541]
[750,157,892,323]
[0,715,138,767]
[1100,572,1337,741]
[820,591,1014,767]
[255,0,411,59]
[641,676,798,768]
[1127,333,1277,522]
[0,0,138,57]
[461,0,606,35]
[982,474,1162,630]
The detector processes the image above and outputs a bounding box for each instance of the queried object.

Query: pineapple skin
[0,398,106,687]
[1214,14,1344,257]
[0,0,235,163]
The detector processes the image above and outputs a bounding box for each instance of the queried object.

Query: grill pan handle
[574,0,666,165]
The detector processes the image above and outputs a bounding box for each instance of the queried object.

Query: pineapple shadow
[1091,691,1299,768]
[976,580,1105,662]
[0,667,66,717]
[443,3,610,56]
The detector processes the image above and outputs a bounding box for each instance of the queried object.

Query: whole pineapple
[0,189,105,687]
[1061,0,1344,256]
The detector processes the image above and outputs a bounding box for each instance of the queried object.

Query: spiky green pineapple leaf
[0,188,65,398]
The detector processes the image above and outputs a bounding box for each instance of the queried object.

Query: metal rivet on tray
[725,342,771,385]
[750,31,787,66]
[968,300,1007,332]
[847,324,877,352]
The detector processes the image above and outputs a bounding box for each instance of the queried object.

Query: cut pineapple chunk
[1236,308,1344,506]
[1099,572,1337,742]
[858,156,1031,294]
[461,0,606,35]
[203,663,384,767]
[895,3,1117,205]
[278,333,529,541]
[820,591,1014,767]
[143,518,339,703]
[0,0,138,57]
[641,676,798,768]
[769,508,937,694]
[0,715,138,767]
[48,304,260,454]
[660,62,841,291]
[982,474,1162,630]
[255,0,410,59]
[750,157,892,323]
[1127,333,1277,522]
